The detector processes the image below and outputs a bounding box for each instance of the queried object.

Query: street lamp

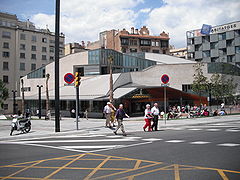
[12,90,17,114]
[37,85,43,119]
[208,83,212,113]
[108,55,113,103]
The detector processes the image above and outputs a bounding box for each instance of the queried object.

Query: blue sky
[1,0,240,48]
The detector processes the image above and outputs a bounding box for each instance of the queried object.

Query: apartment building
[65,42,86,55]
[0,12,65,113]
[170,47,187,59]
[186,21,240,66]
[87,26,170,54]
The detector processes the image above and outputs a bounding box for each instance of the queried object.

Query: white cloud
[139,8,151,14]
[31,0,143,43]
[146,0,240,48]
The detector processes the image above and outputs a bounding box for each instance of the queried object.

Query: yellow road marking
[90,163,160,180]
[127,160,142,180]
[1,160,45,180]
[42,154,85,179]
[174,164,181,180]
[218,170,229,180]
[84,156,111,180]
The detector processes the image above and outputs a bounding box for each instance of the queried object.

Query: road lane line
[190,141,211,145]
[60,145,123,149]
[217,143,240,147]
[84,156,111,180]
[43,154,85,179]
[165,140,185,143]
[218,170,229,180]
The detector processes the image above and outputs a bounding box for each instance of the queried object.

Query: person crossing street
[114,104,129,136]
[151,103,160,131]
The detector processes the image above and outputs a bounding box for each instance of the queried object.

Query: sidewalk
[0,115,239,141]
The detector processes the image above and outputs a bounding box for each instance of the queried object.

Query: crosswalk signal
[75,72,81,87]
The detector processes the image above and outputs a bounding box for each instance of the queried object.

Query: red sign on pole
[161,74,170,84]
[64,73,75,84]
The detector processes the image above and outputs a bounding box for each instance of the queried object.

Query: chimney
[131,27,134,34]
[135,29,139,34]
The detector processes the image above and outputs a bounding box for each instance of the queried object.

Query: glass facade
[88,49,156,75]
[27,66,46,79]
[208,62,240,76]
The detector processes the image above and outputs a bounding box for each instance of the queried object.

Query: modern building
[87,26,170,54]
[19,49,240,117]
[170,47,187,59]
[65,42,86,55]
[186,21,240,66]
[0,12,65,113]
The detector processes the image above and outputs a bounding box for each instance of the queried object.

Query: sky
[1,0,240,48]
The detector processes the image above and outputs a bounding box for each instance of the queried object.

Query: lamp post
[208,83,212,113]
[12,90,17,114]
[108,55,113,103]
[37,85,43,119]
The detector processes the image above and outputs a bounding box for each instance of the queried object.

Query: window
[3,62,9,70]
[211,57,218,62]
[152,49,160,53]
[151,41,156,46]
[20,44,25,50]
[2,104,8,110]
[42,37,47,43]
[42,47,47,52]
[130,48,137,52]
[121,38,129,45]
[50,40,55,43]
[130,39,137,46]
[20,63,25,71]
[3,42,9,48]
[226,39,233,47]
[2,31,11,38]
[227,55,235,62]
[210,42,218,49]
[195,44,201,51]
[20,33,26,40]
[219,48,227,56]
[140,39,151,46]
[49,46,54,53]
[190,38,194,45]
[236,46,240,54]
[31,64,36,71]
[202,50,210,58]
[3,75,8,83]
[20,53,25,59]
[218,32,226,40]
[202,36,210,43]
[31,45,36,51]
[160,40,168,48]
[2,52,10,57]
[50,56,54,61]
[182,84,192,92]
[235,30,240,37]
[31,54,36,60]
[196,58,202,62]
[32,35,37,42]
[42,55,47,60]
[156,41,159,46]
[188,52,195,59]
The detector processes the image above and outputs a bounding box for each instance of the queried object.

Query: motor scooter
[10,115,31,136]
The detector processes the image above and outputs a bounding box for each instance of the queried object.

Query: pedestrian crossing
[2,128,239,153]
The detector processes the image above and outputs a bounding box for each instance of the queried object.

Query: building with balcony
[186,21,240,66]
[0,12,65,113]
[87,26,170,54]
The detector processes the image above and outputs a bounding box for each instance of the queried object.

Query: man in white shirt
[151,103,160,131]
[103,102,112,128]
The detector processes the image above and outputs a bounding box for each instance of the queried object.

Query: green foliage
[210,74,237,104]
[192,63,208,97]
[0,79,9,109]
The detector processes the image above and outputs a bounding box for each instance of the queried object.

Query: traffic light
[75,72,81,87]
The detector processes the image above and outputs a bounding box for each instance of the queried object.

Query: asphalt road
[0,119,239,180]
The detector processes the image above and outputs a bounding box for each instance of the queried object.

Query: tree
[192,63,208,104]
[210,74,237,105]
[45,73,51,120]
[0,80,9,110]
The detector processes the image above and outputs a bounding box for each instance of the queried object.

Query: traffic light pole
[76,86,79,130]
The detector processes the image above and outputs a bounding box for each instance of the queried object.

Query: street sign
[161,74,170,84]
[64,73,75,84]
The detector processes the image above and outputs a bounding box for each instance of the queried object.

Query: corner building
[186,21,240,66]
[0,12,65,113]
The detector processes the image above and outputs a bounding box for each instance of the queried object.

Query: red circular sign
[64,73,75,84]
[161,74,169,84]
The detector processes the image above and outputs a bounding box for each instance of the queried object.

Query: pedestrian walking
[143,104,153,132]
[103,102,112,128]
[114,104,129,136]
[110,103,116,127]
[151,103,160,131]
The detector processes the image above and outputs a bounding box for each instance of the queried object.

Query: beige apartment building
[0,12,65,113]
[87,26,170,54]
[64,42,86,55]
[170,47,187,59]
